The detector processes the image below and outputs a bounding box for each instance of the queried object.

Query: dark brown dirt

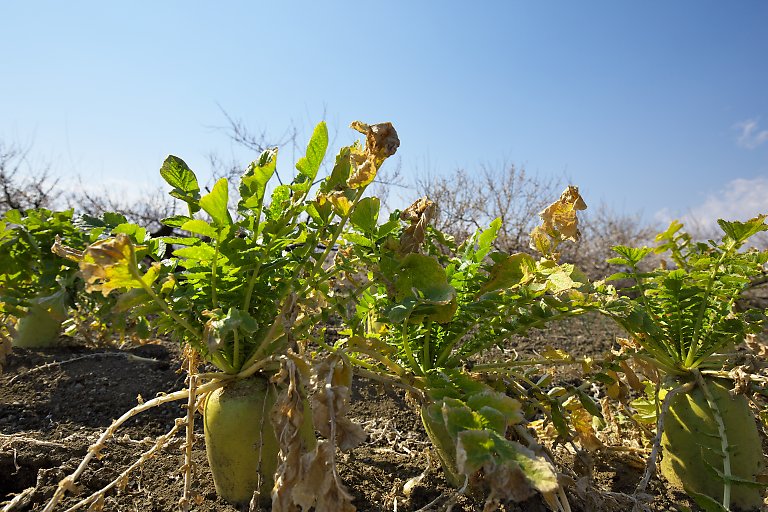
[1,315,764,511]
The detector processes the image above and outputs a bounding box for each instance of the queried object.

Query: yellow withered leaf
[79,234,147,297]
[538,185,587,243]
[347,121,400,189]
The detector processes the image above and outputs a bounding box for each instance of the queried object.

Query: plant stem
[423,320,432,371]
[400,319,423,376]
[210,230,221,308]
[685,246,732,367]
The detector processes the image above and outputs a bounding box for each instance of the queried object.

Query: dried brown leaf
[399,197,436,254]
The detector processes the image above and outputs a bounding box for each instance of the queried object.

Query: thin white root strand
[179,354,199,512]
[634,380,695,497]
[62,418,185,512]
[1,487,35,512]
[41,379,225,512]
[8,352,161,385]
[412,475,468,512]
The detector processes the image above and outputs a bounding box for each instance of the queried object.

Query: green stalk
[126,244,233,373]
[210,230,221,308]
[684,246,732,367]
[400,319,423,376]
[311,188,366,277]
[422,320,432,370]
[440,306,589,369]
[232,330,240,370]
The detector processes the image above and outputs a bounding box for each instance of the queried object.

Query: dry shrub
[415,164,658,279]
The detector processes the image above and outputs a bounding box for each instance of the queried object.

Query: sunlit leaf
[199,178,232,228]
[295,121,328,181]
[239,149,276,211]
[160,155,201,213]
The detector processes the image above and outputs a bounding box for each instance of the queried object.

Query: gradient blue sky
[2,1,767,228]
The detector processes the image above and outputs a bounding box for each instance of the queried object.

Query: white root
[179,350,199,512]
[62,418,185,512]
[634,380,695,497]
[8,352,161,385]
[41,379,225,512]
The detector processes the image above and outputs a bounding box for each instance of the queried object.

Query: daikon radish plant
[600,217,768,511]
[48,120,399,511]
[332,187,602,511]
[0,208,120,350]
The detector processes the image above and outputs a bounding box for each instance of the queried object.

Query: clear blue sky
[2,1,767,229]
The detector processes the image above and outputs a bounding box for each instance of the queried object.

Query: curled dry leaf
[271,356,312,512]
[272,354,358,512]
[399,197,436,254]
[529,185,587,256]
[55,233,148,297]
[347,121,400,189]
[311,355,367,451]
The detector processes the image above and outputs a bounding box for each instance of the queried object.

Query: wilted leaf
[399,197,436,254]
[77,234,145,297]
[479,253,536,294]
[530,186,587,257]
[350,121,400,167]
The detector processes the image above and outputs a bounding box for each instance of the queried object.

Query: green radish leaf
[475,218,501,262]
[441,398,483,436]
[611,245,652,266]
[295,121,328,181]
[160,155,201,213]
[717,215,767,244]
[268,185,291,218]
[323,146,351,191]
[174,244,217,261]
[343,232,373,248]
[455,429,494,474]
[181,219,218,239]
[200,178,232,228]
[688,491,728,512]
[466,390,523,425]
[239,149,276,211]
[350,197,380,233]
[102,212,128,227]
[162,215,193,228]
[5,209,23,224]
[549,399,570,438]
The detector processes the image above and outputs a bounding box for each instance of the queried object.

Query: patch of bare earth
[3,310,764,511]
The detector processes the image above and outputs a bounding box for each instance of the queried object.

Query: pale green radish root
[661,376,765,511]
[203,376,280,506]
[12,290,69,348]
[420,403,463,487]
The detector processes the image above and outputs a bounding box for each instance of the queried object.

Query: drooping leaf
[479,252,536,294]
